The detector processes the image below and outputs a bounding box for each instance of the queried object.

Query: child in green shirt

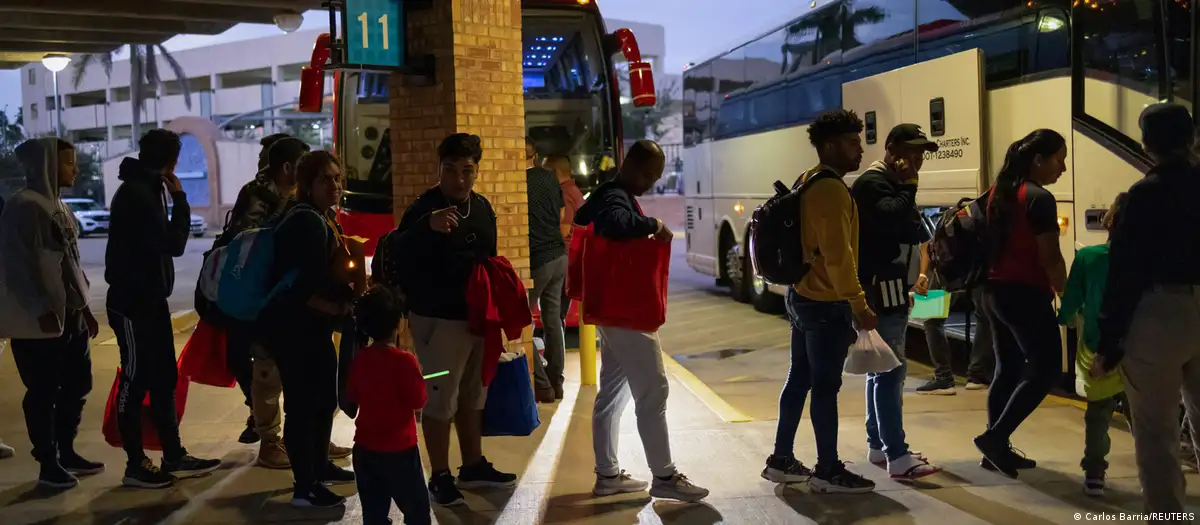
[1058,193,1127,498]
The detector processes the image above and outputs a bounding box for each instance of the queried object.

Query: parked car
[62,198,110,237]
[167,210,208,238]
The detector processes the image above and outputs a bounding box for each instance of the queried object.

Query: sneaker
[123,459,175,489]
[38,463,79,490]
[965,381,989,391]
[649,473,709,502]
[162,454,221,479]
[428,470,466,507]
[809,462,875,494]
[238,416,259,444]
[328,442,352,460]
[868,449,926,466]
[292,482,346,508]
[761,454,813,483]
[319,462,356,485]
[980,446,1036,472]
[916,378,956,396]
[593,470,649,496]
[887,453,941,480]
[974,434,1018,478]
[457,457,517,489]
[59,453,106,476]
[257,441,290,469]
[0,440,14,459]
[1084,472,1105,497]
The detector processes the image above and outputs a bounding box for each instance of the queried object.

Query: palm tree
[71,45,192,143]
[781,0,887,75]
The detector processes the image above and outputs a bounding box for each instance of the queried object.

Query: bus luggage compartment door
[842,49,986,207]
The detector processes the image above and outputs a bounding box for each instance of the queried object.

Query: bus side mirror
[299,33,332,113]
[609,28,657,108]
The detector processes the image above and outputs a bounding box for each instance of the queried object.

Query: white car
[167,210,209,238]
[62,198,110,238]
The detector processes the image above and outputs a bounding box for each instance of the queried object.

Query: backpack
[370,229,403,290]
[198,205,326,322]
[748,169,841,286]
[928,192,991,293]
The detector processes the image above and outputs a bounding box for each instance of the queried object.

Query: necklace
[453,194,472,219]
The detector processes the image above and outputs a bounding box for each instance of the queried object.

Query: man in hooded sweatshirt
[0,138,102,489]
[106,129,220,489]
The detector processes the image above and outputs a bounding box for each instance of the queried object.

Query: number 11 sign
[344,0,405,69]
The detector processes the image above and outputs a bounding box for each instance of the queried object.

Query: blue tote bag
[482,353,541,437]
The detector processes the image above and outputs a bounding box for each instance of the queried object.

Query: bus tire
[745,249,783,314]
[725,238,749,304]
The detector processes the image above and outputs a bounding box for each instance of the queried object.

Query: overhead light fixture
[274,12,304,33]
[41,54,70,73]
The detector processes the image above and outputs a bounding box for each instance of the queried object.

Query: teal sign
[345,0,404,68]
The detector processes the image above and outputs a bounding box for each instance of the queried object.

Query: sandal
[887,454,941,480]
[870,449,926,465]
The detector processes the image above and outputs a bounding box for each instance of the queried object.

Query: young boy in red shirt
[346,286,430,525]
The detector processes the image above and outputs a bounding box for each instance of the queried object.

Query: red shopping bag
[178,320,235,388]
[101,362,190,451]
[565,224,591,301]
[581,235,671,332]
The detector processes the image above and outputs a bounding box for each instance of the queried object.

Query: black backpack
[928,192,991,292]
[370,229,403,290]
[749,169,841,286]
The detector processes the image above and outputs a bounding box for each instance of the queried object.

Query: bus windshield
[336,7,617,215]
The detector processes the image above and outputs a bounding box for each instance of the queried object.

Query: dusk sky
[0,0,963,125]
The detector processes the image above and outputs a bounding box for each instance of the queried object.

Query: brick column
[390,0,531,354]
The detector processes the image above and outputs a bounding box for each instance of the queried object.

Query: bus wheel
[725,242,749,303]
[744,246,783,314]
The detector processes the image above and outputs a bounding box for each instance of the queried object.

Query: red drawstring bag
[178,320,235,388]
[102,361,190,450]
[581,235,671,332]
[565,224,591,301]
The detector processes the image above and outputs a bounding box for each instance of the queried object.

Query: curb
[661,351,754,423]
[171,310,200,335]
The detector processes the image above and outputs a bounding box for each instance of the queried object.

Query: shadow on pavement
[776,484,913,525]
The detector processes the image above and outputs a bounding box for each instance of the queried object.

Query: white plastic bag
[844,329,902,375]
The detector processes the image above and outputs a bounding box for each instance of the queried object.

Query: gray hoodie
[0,138,89,338]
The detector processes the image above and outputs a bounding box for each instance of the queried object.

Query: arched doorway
[176,133,210,208]
[165,116,223,225]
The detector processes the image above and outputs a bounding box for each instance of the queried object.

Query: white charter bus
[684,0,1193,324]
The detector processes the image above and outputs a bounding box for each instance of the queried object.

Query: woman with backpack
[260,150,357,507]
[973,129,1069,478]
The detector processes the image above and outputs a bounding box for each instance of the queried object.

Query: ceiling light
[274,12,303,33]
[41,54,70,73]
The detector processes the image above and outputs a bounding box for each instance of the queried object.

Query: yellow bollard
[578,300,597,386]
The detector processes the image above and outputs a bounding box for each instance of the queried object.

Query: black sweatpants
[108,301,186,465]
[10,310,92,465]
[982,283,1063,441]
[269,321,338,487]
[353,445,431,525]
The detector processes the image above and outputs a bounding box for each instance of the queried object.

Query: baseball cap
[1139,103,1194,154]
[886,123,939,152]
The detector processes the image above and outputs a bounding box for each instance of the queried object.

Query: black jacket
[260,203,349,334]
[105,158,191,312]
[1099,157,1200,367]
[573,181,658,240]
[850,164,927,310]
[395,187,497,321]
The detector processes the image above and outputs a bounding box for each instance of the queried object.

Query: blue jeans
[865,311,910,461]
[773,289,857,470]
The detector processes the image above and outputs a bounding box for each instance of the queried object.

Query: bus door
[842,49,987,208]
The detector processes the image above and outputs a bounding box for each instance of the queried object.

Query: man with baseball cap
[1098,102,1200,515]
[849,123,942,479]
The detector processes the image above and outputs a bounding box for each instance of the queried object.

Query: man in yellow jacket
[761,109,878,495]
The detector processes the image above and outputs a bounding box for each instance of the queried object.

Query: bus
[683,0,1191,328]
[298,0,657,326]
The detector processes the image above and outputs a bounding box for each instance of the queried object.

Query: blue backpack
[198,205,326,321]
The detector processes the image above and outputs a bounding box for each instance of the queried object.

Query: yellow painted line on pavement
[661,351,753,423]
